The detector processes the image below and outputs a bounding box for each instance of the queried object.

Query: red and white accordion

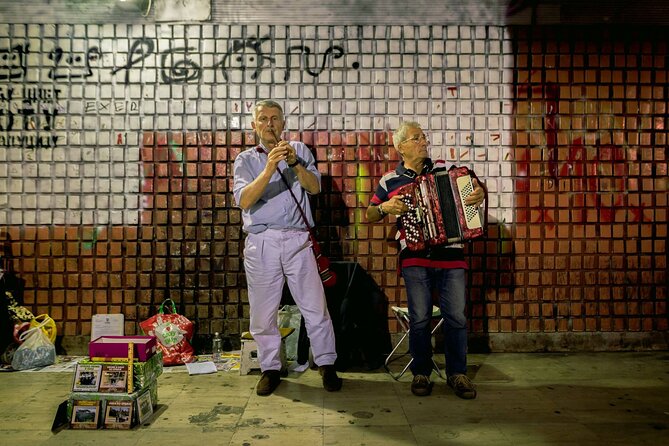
[396,166,485,251]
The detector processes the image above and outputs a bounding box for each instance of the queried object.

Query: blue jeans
[401,267,467,377]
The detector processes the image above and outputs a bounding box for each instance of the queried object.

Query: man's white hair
[252,100,284,120]
[393,121,422,150]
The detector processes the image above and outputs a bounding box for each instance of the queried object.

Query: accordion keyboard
[455,175,482,229]
[400,195,426,250]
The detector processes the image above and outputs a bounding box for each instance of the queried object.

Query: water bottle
[212,332,222,363]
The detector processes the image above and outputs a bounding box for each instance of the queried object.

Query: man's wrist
[288,159,300,168]
[378,203,386,217]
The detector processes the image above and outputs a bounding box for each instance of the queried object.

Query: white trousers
[244,229,337,371]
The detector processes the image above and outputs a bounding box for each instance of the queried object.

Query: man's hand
[264,142,295,172]
[465,178,485,207]
[382,195,409,216]
[281,141,298,166]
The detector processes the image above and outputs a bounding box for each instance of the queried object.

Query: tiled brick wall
[0,24,666,350]
[508,27,667,336]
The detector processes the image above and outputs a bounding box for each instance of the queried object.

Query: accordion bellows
[397,166,484,251]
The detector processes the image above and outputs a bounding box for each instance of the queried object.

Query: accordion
[396,166,484,251]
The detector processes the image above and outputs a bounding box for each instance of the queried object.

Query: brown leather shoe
[319,365,343,392]
[447,374,477,399]
[256,370,281,396]
[411,374,433,396]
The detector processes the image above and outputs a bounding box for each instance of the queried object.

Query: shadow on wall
[466,216,516,353]
[312,174,350,259]
[296,173,391,371]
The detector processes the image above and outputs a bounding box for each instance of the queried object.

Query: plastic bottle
[212,332,222,363]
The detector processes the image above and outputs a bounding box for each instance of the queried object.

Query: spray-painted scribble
[111,38,154,84]
[112,37,348,84]
[0,86,62,148]
[81,227,105,250]
[0,134,58,149]
[284,45,344,81]
[514,76,650,225]
[544,83,558,179]
[217,36,275,81]
[17,101,59,131]
[160,47,201,84]
[0,44,28,80]
[48,46,100,80]
[84,100,139,113]
[1,37,352,85]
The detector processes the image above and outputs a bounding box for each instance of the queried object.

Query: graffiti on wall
[0,44,28,81]
[0,43,78,149]
[0,83,62,149]
[514,78,651,225]
[1,37,349,85]
[111,37,349,84]
[0,35,351,150]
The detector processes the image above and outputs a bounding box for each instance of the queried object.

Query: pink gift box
[89,336,157,362]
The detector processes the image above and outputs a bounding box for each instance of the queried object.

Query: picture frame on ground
[70,400,101,429]
[136,389,153,424]
[72,364,102,392]
[104,400,133,429]
[98,364,129,393]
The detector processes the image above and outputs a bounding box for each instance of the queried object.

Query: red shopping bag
[139,299,195,365]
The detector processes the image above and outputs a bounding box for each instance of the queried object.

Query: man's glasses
[400,134,429,145]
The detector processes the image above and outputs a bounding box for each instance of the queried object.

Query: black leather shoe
[319,365,343,392]
[256,370,281,396]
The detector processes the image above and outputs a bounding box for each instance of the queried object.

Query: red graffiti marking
[516,81,650,227]
[544,83,558,179]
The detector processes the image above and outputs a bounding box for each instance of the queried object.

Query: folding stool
[239,327,295,375]
[383,305,445,380]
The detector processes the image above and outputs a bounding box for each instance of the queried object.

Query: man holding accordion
[367,121,485,399]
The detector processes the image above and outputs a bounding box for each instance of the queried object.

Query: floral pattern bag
[139,299,194,366]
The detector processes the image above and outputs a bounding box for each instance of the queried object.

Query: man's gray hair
[252,100,284,120]
[393,121,422,150]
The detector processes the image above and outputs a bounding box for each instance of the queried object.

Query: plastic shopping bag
[278,305,302,361]
[139,299,194,366]
[11,320,56,370]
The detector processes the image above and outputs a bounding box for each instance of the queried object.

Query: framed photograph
[70,400,101,429]
[136,389,154,424]
[103,400,133,429]
[98,365,129,393]
[72,364,102,392]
